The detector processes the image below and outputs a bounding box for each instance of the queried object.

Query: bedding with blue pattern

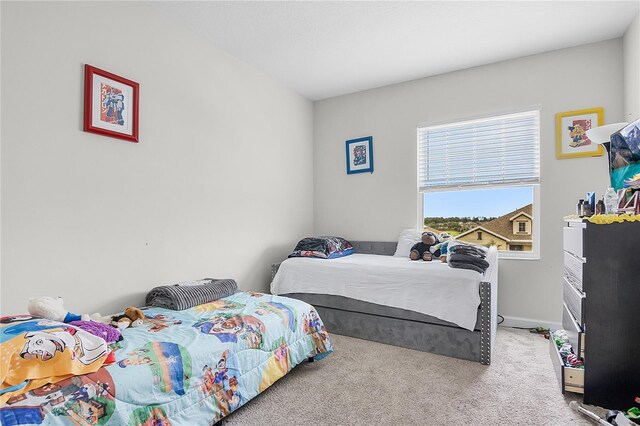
[0,292,332,425]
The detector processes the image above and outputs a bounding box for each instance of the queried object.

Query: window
[419,110,540,258]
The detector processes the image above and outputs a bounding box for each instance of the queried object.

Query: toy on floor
[28,296,102,323]
[529,326,550,339]
[111,307,145,329]
[570,401,613,425]
[409,232,441,261]
[571,400,638,426]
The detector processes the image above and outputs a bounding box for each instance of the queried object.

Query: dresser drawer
[562,303,584,358]
[563,277,585,326]
[563,226,584,259]
[563,251,584,291]
[549,336,584,394]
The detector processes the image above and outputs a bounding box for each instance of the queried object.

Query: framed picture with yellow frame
[555,107,604,159]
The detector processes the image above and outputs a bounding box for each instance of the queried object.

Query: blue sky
[424,186,532,218]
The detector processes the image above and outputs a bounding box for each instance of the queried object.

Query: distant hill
[424,216,497,235]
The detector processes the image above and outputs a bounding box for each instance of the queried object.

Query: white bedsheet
[271,248,497,331]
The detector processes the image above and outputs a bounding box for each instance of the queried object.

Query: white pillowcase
[393,229,423,257]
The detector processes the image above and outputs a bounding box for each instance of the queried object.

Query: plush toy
[27,296,102,323]
[438,241,450,262]
[409,232,441,261]
[111,307,145,330]
[438,232,452,242]
[69,320,123,343]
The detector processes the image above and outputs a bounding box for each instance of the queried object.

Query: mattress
[0,292,332,425]
[271,248,497,331]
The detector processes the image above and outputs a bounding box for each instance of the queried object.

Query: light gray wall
[314,40,624,325]
[1,2,314,316]
[623,12,640,121]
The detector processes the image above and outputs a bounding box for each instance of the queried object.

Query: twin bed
[1,292,331,425]
[1,238,497,425]
[272,241,498,365]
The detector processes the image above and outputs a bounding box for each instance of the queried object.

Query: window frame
[416,108,541,261]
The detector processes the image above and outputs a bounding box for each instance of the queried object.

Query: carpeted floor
[223,327,591,425]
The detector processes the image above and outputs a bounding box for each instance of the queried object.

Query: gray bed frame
[271,241,497,365]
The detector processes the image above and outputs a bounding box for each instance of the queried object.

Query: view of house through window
[418,109,540,255]
[424,186,534,252]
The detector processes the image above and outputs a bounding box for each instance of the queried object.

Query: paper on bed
[271,248,497,332]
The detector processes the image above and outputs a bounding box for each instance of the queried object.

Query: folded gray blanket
[448,244,487,258]
[449,253,490,274]
[145,278,238,311]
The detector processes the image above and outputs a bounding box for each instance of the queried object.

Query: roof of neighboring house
[457,204,533,243]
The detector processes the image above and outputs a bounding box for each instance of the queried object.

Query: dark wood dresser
[551,218,640,409]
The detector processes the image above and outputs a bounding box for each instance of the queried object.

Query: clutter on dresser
[617,187,640,215]
[552,217,639,410]
[575,187,639,218]
[552,330,583,368]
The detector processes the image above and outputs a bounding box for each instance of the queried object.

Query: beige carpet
[224,328,590,425]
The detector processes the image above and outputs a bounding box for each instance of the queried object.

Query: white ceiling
[150,1,640,101]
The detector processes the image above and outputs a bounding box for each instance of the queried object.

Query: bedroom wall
[313,39,624,327]
[0,2,314,316]
[623,12,640,120]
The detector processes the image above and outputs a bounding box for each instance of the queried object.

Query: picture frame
[346,136,374,174]
[555,108,604,159]
[84,64,139,143]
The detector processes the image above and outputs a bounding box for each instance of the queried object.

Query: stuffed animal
[438,232,452,242]
[111,307,145,330]
[438,241,450,262]
[28,296,102,323]
[409,232,441,261]
[69,320,123,343]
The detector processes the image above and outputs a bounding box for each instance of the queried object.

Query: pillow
[393,229,423,257]
[0,315,108,403]
[326,248,355,259]
[288,236,354,259]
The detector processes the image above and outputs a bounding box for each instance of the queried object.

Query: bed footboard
[479,281,492,365]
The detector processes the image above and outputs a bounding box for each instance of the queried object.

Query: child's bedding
[1,319,109,403]
[271,248,498,331]
[0,292,332,425]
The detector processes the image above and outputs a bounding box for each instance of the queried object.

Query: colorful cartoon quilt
[1,317,109,406]
[0,292,333,425]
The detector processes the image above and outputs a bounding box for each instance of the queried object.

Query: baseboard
[499,315,561,330]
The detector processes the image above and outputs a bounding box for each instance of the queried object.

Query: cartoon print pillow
[0,315,108,403]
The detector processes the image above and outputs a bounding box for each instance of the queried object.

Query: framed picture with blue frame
[346,136,374,174]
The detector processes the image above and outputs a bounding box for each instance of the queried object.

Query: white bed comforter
[271,248,497,331]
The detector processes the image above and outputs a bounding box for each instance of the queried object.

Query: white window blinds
[418,110,540,192]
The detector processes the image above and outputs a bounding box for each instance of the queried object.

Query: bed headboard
[350,241,397,256]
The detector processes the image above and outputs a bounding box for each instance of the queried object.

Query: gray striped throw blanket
[145,278,238,310]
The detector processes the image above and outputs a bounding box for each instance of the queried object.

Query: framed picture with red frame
[84,64,139,142]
